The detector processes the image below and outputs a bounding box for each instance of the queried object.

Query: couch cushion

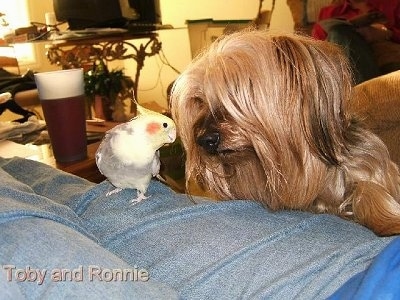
[351,70,400,165]
[351,70,400,126]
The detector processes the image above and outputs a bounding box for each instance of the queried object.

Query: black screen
[53,0,161,30]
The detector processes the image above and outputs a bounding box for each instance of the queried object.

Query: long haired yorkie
[170,30,400,236]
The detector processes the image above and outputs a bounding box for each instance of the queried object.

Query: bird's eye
[163,122,168,128]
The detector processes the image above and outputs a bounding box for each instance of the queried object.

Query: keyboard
[126,22,173,33]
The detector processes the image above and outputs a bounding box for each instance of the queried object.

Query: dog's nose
[197,132,220,154]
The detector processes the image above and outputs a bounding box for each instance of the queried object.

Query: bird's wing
[151,150,161,177]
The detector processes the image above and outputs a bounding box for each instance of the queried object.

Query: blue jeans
[0,157,398,299]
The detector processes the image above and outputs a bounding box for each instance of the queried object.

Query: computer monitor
[53,0,161,30]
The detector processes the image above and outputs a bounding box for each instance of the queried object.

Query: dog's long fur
[171,30,400,236]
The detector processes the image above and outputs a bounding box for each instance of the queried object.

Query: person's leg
[0,157,397,299]
[0,157,177,298]
[327,24,381,84]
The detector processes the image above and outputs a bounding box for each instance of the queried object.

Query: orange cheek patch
[146,122,161,135]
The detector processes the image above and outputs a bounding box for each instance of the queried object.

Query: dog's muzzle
[197,132,220,154]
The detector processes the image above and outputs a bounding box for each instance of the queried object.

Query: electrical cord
[158,49,181,75]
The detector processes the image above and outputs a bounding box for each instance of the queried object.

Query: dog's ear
[301,89,344,166]
[297,44,353,166]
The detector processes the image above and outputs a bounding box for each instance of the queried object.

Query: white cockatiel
[95,105,177,204]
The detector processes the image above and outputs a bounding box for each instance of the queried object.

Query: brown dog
[171,30,400,236]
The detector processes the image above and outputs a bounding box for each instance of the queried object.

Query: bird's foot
[155,174,166,184]
[106,188,122,197]
[130,191,150,205]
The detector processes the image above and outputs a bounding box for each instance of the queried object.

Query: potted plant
[84,59,133,121]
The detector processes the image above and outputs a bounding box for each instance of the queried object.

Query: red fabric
[312,0,400,43]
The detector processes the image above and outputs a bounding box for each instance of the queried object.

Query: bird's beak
[168,128,177,143]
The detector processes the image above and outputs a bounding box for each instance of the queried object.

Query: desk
[45,32,162,111]
[40,140,105,183]
[0,139,105,183]
[30,121,118,183]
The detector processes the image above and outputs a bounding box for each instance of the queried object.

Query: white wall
[24,0,60,73]
[27,0,294,109]
[123,0,294,108]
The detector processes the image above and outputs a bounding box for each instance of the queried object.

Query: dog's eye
[197,132,220,154]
